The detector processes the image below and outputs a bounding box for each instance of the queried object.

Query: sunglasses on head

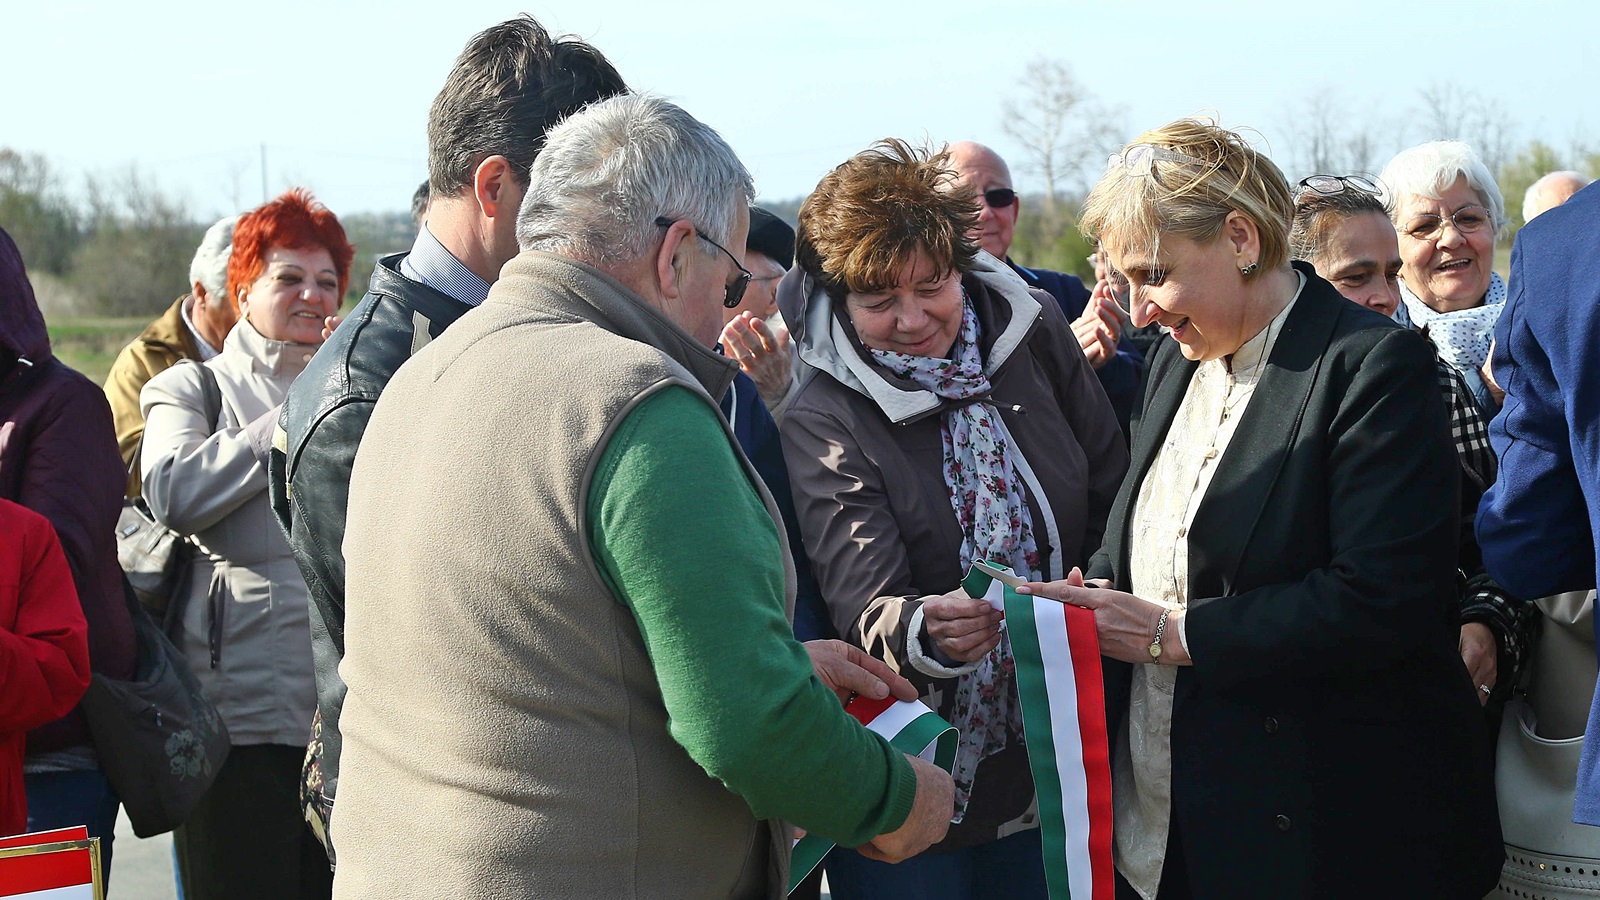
[1296,174,1381,200]
[981,188,1017,209]
[1108,144,1207,178]
[655,216,752,309]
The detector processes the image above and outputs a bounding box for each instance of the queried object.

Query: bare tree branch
[1410,82,1516,174]
[1000,57,1123,210]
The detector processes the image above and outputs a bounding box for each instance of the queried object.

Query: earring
[1240,262,1260,276]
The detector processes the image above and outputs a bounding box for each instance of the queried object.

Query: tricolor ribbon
[788,696,957,893]
[966,562,1114,900]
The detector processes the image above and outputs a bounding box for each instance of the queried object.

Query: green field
[45,316,147,386]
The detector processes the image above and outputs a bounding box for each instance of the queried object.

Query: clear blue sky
[3,0,1591,218]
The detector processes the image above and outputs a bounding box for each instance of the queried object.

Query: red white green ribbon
[788,696,957,893]
[967,563,1114,900]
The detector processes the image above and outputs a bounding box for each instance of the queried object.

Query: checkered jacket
[1432,353,1534,683]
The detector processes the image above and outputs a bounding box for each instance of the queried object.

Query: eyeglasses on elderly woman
[1296,174,1381,200]
[1400,206,1493,241]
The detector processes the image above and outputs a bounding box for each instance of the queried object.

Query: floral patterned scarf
[869,297,1036,820]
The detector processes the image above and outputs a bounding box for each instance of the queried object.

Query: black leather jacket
[269,253,472,845]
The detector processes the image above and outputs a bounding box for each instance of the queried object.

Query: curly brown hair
[796,139,980,300]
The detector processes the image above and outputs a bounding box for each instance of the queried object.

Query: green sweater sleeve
[588,385,917,847]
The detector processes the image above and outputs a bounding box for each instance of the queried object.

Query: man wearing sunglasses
[946,141,1144,438]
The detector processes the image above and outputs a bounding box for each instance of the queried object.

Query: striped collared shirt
[399,223,491,308]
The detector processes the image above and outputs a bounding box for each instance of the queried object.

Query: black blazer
[1087,266,1502,898]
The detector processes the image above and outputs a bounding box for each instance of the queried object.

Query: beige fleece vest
[333,252,796,899]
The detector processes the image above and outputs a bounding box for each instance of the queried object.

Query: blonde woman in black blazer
[1022,120,1501,899]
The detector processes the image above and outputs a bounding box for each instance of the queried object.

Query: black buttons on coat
[1264,716,1279,734]
[1275,815,1292,832]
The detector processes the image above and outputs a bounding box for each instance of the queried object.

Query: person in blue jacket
[946,141,1143,438]
[1477,180,1600,823]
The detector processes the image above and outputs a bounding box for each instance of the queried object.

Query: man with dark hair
[268,15,627,861]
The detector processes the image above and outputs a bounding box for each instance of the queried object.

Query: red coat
[0,498,91,834]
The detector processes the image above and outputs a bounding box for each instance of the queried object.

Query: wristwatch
[1148,609,1170,661]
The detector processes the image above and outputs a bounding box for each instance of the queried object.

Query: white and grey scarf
[1397,271,1506,411]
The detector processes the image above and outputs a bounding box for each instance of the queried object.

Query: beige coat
[140,318,318,746]
[333,251,793,899]
[105,295,204,497]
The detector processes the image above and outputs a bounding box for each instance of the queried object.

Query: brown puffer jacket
[103,295,203,497]
[778,253,1128,851]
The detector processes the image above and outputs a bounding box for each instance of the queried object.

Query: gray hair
[1377,140,1506,232]
[516,93,754,267]
[189,215,238,300]
[1523,170,1591,224]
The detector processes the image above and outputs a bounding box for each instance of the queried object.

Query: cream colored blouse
[1114,275,1302,898]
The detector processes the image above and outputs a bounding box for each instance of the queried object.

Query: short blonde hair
[796,139,979,300]
[1079,119,1294,275]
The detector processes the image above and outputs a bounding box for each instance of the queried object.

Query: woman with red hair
[140,188,350,900]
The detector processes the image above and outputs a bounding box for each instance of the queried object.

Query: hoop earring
[1240,263,1260,276]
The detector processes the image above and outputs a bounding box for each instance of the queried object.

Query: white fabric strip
[1034,600,1096,900]
[863,700,942,763]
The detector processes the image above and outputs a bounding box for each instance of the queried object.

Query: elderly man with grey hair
[1524,169,1591,224]
[103,214,237,496]
[331,93,954,900]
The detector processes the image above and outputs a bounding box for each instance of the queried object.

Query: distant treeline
[6,128,1596,321]
[1,148,410,318]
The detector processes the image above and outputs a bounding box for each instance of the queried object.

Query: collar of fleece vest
[491,250,740,404]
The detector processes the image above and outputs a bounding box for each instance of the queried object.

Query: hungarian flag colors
[788,696,957,893]
[0,826,100,899]
[968,562,1114,900]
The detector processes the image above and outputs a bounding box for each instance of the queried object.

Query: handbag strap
[126,358,225,483]
[129,358,226,641]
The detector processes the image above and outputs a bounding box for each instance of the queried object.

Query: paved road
[105,810,176,900]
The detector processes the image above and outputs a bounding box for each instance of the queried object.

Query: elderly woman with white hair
[1377,141,1507,415]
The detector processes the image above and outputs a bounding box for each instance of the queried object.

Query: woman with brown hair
[779,139,1127,898]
